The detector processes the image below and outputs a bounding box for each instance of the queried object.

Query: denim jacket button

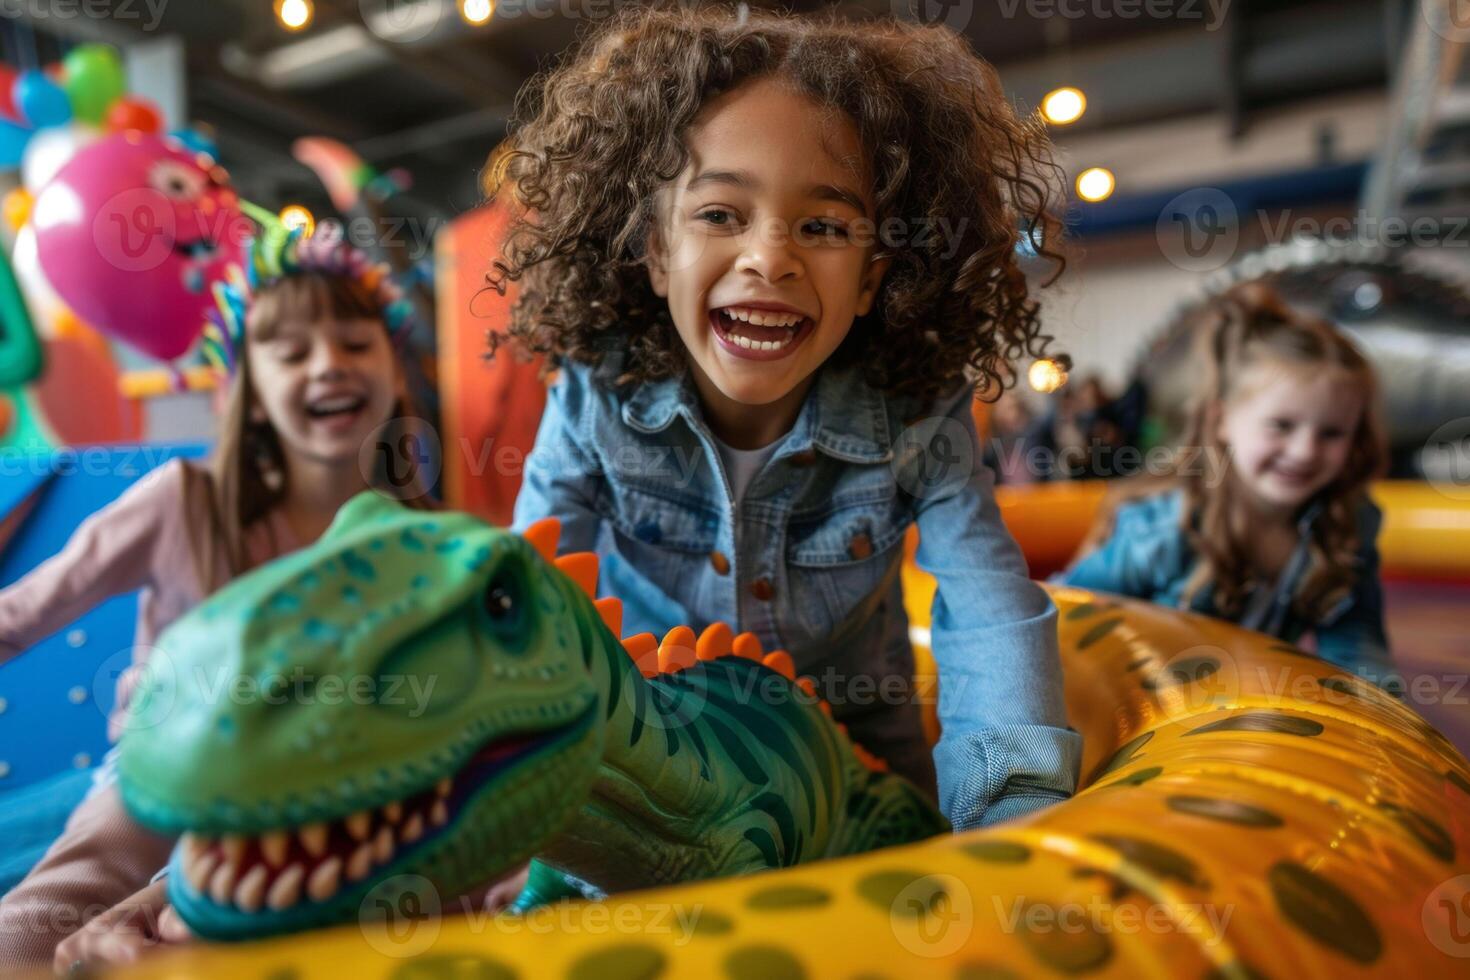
[709,551,730,575]
[749,578,774,601]
[848,532,873,560]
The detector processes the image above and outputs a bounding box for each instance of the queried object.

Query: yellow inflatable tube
[97,573,1470,979]
[998,480,1470,579]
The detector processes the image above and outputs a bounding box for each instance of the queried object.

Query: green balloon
[62,44,125,124]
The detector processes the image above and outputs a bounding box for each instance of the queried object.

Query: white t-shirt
[713,434,786,506]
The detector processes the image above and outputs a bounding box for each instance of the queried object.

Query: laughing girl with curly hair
[496,2,1080,831]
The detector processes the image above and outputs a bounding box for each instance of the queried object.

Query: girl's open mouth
[304,395,368,433]
[709,306,814,361]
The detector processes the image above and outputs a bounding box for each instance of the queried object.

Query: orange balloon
[104,97,163,135]
[3,187,31,231]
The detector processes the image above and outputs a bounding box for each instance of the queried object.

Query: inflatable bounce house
[1,55,1468,979]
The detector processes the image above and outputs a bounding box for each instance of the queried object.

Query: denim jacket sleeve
[1314,501,1398,690]
[510,366,604,553]
[906,386,1083,829]
[1055,494,1180,598]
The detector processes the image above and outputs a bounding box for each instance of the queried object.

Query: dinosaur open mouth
[176,707,594,914]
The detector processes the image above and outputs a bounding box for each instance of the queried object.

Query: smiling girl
[1061,284,1397,688]
[497,5,1080,833]
[0,225,433,969]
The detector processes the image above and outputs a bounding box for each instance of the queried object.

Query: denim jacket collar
[620,361,893,464]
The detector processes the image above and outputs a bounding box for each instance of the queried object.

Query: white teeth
[188,851,219,893]
[382,801,403,824]
[209,860,238,905]
[312,395,361,413]
[373,826,394,865]
[307,856,342,902]
[435,778,452,798]
[728,332,793,352]
[301,823,328,857]
[181,833,210,867]
[220,834,246,865]
[346,811,372,841]
[401,813,424,843]
[234,864,269,912]
[430,800,448,827]
[261,831,289,868]
[267,864,305,911]
[346,843,373,882]
[722,306,802,327]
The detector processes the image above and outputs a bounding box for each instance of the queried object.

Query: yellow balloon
[3,187,32,231]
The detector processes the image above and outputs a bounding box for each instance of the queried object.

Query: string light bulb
[275,0,313,31]
[1075,167,1115,203]
[460,0,494,24]
[1042,87,1087,125]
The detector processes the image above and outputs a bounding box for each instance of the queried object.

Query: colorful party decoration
[13,70,71,129]
[30,133,247,361]
[0,118,29,168]
[105,96,163,135]
[2,188,31,231]
[20,121,99,193]
[0,244,42,387]
[60,44,125,126]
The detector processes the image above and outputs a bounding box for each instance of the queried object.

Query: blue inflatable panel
[0,444,208,796]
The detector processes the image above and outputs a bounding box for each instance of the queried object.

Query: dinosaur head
[117,492,609,939]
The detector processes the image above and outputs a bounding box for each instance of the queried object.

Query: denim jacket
[1058,489,1396,687]
[511,354,1082,829]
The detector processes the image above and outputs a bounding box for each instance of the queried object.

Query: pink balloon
[30,132,248,361]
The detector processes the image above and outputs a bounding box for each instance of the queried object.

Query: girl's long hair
[185,272,437,593]
[1125,283,1387,620]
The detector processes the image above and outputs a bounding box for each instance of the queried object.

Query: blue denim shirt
[1058,489,1397,688]
[511,355,1082,829]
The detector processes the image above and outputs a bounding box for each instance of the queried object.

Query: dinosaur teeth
[267,863,305,911]
[373,826,395,865]
[382,801,403,824]
[187,850,219,893]
[220,834,247,865]
[306,856,342,902]
[234,864,269,913]
[260,831,289,868]
[346,810,372,841]
[430,800,448,827]
[435,778,452,798]
[181,832,210,867]
[346,842,373,882]
[401,813,424,843]
[208,860,238,906]
[300,822,328,857]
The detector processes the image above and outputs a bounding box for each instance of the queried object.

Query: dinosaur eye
[485,581,515,619]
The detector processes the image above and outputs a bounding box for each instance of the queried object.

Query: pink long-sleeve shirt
[0,459,297,739]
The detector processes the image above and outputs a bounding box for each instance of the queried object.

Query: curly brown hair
[485,2,1065,406]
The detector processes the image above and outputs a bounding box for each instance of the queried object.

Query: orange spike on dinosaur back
[732,632,764,661]
[761,651,795,679]
[658,626,697,673]
[522,517,560,562]
[553,552,599,597]
[696,623,733,661]
[622,633,659,678]
[594,597,623,637]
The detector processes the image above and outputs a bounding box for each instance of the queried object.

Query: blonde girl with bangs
[0,224,434,970]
